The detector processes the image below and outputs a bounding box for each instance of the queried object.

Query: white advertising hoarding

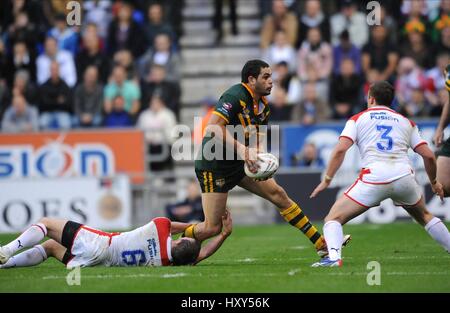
[0,175,131,233]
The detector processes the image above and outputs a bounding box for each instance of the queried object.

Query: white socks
[324,220,343,261]
[425,217,450,253]
[3,223,47,257]
[1,245,47,268]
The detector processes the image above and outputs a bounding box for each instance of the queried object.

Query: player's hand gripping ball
[244,153,279,181]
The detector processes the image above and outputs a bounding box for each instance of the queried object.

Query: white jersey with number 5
[340,106,427,184]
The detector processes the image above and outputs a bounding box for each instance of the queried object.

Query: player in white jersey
[309,81,450,267]
[0,211,232,269]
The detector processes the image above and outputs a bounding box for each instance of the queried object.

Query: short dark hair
[241,59,270,83]
[369,81,395,106]
[171,239,202,266]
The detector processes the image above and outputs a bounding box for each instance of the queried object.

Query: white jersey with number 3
[340,106,427,184]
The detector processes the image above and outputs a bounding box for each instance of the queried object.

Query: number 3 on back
[376,125,393,151]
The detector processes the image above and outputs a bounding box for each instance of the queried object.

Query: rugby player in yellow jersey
[185,59,350,257]
[433,64,450,197]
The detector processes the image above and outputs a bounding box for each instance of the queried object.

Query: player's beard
[256,84,272,96]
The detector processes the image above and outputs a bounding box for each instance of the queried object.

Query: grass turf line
[0,222,449,292]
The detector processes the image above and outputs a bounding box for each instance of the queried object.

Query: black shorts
[436,137,450,158]
[195,165,246,193]
[61,221,83,265]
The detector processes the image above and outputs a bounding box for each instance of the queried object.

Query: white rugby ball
[244,153,279,180]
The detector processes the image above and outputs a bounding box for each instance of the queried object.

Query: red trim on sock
[33,224,47,236]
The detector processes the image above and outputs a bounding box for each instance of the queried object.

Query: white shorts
[344,173,422,208]
[66,226,118,269]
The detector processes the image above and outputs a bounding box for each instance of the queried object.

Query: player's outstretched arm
[194,210,232,265]
[414,144,444,201]
[310,137,353,198]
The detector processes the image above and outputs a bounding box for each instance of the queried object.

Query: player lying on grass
[309,81,450,267]
[0,211,233,268]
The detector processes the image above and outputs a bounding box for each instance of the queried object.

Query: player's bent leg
[238,177,325,252]
[0,241,51,269]
[41,239,67,262]
[186,193,228,242]
[321,195,369,263]
[38,217,69,243]
[0,218,56,264]
[403,197,450,253]
[437,156,450,197]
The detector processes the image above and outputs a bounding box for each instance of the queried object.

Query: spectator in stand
[106,0,146,58]
[5,10,39,62]
[38,62,73,130]
[137,95,176,171]
[36,36,77,88]
[399,0,432,35]
[362,25,399,82]
[260,0,298,49]
[262,30,297,72]
[379,4,399,45]
[297,0,330,47]
[399,19,435,70]
[73,66,103,128]
[104,65,141,121]
[213,0,238,43]
[1,94,39,133]
[47,13,79,55]
[83,0,113,40]
[165,179,205,223]
[333,29,361,75]
[76,24,110,84]
[426,53,450,92]
[330,0,369,49]
[144,2,176,49]
[437,25,450,55]
[291,82,329,125]
[103,94,133,127]
[399,87,428,118]
[431,0,450,43]
[297,27,333,84]
[11,70,38,106]
[113,49,137,80]
[140,64,180,117]
[291,142,325,168]
[395,57,429,109]
[138,33,181,83]
[268,86,292,122]
[430,87,448,117]
[5,41,36,86]
[268,61,301,105]
[330,58,363,113]
[0,38,8,84]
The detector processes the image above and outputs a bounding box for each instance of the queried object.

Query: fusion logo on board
[0,143,115,179]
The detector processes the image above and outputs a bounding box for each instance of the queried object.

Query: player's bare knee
[38,217,51,227]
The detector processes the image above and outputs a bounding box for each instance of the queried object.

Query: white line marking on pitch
[288,269,301,276]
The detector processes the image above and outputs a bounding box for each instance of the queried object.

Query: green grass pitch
[1,222,449,292]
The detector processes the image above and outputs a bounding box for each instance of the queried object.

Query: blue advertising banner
[281,119,448,169]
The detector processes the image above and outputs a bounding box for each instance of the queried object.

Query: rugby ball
[244,153,279,180]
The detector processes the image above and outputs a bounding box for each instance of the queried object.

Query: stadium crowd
[0,0,448,133]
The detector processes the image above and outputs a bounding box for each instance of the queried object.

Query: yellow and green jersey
[195,83,270,171]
